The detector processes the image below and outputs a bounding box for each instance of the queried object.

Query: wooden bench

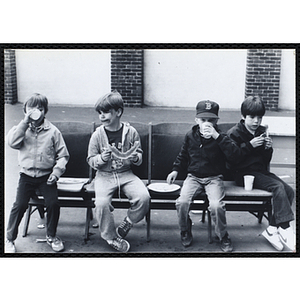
[24,121,289,245]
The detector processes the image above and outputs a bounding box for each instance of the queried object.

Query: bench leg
[267,202,272,223]
[257,211,264,223]
[202,209,206,223]
[37,204,45,219]
[207,210,212,244]
[23,205,33,237]
[84,207,92,242]
[146,209,151,242]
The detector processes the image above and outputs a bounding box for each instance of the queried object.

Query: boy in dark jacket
[227,96,295,251]
[167,100,238,252]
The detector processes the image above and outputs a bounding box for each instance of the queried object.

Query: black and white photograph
[1,2,299,299]
[3,45,297,256]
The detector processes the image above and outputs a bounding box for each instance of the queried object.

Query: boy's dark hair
[95,90,124,115]
[241,95,265,118]
[23,93,49,114]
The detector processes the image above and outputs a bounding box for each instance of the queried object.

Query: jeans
[235,171,294,226]
[94,170,150,240]
[176,174,227,240]
[6,173,60,241]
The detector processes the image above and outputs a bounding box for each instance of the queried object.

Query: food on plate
[108,141,140,159]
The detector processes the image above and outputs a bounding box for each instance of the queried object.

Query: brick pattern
[111,49,143,107]
[4,49,18,104]
[245,49,282,110]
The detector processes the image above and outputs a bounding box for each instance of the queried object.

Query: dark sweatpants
[6,173,60,241]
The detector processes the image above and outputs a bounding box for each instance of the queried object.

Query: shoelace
[222,235,231,244]
[181,231,189,238]
[47,236,62,244]
[111,238,126,251]
[53,237,62,244]
[119,219,132,232]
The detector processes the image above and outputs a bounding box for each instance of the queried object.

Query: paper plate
[147,182,181,193]
[58,178,89,184]
[57,178,89,192]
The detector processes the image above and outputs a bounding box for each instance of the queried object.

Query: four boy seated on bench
[5,92,295,253]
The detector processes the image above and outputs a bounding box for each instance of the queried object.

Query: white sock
[267,225,278,234]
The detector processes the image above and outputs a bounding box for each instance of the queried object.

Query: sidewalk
[3,103,296,255]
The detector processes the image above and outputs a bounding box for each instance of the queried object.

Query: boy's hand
[167,171,178,184]
[128,152,139,163]
[47,174,58,185]
[23,111,33,125]
[101,148,111,162]
[202,124,219,139]
[264,137,273,149]
[250,136,265,148]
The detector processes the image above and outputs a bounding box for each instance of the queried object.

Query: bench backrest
[150,122,236,181]
[151,123,193,180]
[52,121,237,182]
[93,122,150,180]
[52,121,92,178]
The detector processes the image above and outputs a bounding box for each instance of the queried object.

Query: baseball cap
[195,100,219,119]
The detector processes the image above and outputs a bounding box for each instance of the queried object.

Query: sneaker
[181,217,193,247]
[116,217,133,238]
[5,240,16,253]
[278,227,295,251]
[261,227,283,251]
[107,237,130,253]
[46,235,64,252]
[220,232,233,252]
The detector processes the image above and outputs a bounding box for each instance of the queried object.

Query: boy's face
[195,117,217,130]
[98,108,122,127]
[243,115,263,133]
[26,105,45,126]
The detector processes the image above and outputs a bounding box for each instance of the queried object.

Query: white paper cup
[244,175,255,191]
[200,122,212,139]
[30,109,41,120]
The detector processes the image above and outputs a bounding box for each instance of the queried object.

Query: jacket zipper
[33,131,38,177]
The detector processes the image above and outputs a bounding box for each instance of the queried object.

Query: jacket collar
[99,122,130,146]
[29,118,50,132]
[239,119,265,137]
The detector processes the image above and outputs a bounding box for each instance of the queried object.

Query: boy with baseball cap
[167,100,238,252]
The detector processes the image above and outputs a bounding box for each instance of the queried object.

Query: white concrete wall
[15,49,110,106]
[278,49,295,110]
[144,49,247,109]
[14,48,295,110]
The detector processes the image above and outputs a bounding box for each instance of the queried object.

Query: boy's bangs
[242,96,265,117]
[26,98,43,109]
[95,91,124,113]
[24,94,48,113]
[98,98,112,113]
[247,102,265,116]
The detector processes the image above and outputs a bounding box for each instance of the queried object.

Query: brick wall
[245,49,282,111]
[4,49,18,104]
[111,49,143,107]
